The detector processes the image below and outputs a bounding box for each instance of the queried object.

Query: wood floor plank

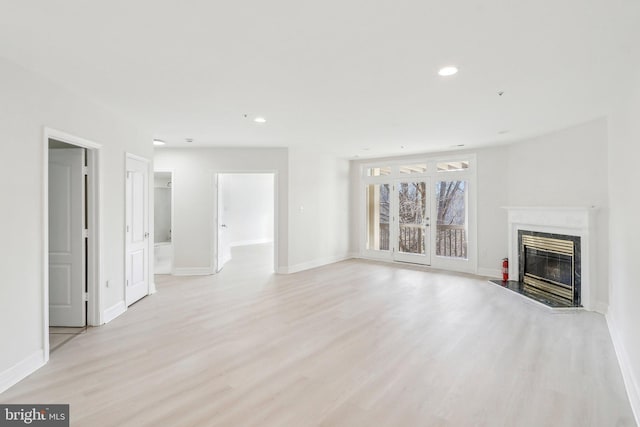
[1,244,635,426]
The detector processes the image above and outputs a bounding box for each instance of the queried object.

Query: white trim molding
[504,206,599,311]
[279,254,353,274]
[230,239,273,247]
[606,314,640,424]
[0,350,46,394]
[477,267,502,279]
[103,301,126,324]
[173,267,214,276]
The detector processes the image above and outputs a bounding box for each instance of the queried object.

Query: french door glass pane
[435,180,467,258]
[366,184,390,251]
[398,182,426,254]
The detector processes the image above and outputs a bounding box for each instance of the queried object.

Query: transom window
[437,160,469,172]
[365,166,392,176]
[399,163,428,175]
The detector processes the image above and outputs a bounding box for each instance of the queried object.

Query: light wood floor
[49,327,87,352]
[2,244,636,426]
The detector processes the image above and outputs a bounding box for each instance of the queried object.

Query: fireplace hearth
[491,230,581,308]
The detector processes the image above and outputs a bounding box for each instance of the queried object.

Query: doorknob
[144,232,149,238]
[221,224,227,228]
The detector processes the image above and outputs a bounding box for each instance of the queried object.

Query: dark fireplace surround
[518,230,581,307]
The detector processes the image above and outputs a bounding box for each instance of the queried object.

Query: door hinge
[126,279,129,287]
[126,225,130,233]
[83,292,89,302]
[83,229,89,238]
[82,166,89,176]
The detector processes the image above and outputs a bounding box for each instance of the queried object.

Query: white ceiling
[0,0,636,158]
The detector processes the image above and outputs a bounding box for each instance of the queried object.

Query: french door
[392,178,430,265]
[365,178,431,265]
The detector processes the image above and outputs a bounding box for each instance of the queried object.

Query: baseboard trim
[0,350,46,394]
[172,267,213,276]
[606,313,640,425]
[278,254,353,274]
[103,300,126,324]
[230,239,273,247]
[477,267,501,278]
[593,301,609,315]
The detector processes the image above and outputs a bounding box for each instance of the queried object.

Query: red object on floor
[502,258,509,282]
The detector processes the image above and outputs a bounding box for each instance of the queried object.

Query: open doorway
[45,130,101,357]
[215,173,276,273]
[154,171,173,274]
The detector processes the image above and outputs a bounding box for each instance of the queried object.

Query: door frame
[212,171,279,274]
[42,127,102,361]
[124,153,153,303]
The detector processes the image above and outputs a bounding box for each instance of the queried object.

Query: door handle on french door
[144,232,149,239]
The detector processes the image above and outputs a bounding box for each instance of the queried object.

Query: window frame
[359,153,477,274]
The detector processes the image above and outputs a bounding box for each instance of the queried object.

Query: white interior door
[126,155,149,306]
[216,174,232,272]
[49,148,86,327]
[392,178,431,265]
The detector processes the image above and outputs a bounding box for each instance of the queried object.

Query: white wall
[349,118,608,308]
[0,57,153,389]
[475,146,509,275]
[505,119,610,306]
[154,147,351,274]
[220,173,274,246]
[153,148,288,273]
[287,148,351,272]
[607,44,640,419]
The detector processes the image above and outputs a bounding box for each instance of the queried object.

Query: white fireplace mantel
[503,206,598,311]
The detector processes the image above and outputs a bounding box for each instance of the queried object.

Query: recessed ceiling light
[153,139,165,146]
[438,66,458,77]
[254,117,266,123]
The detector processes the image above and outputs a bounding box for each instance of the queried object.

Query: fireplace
[500,207,596,310]
[518,230,581,306]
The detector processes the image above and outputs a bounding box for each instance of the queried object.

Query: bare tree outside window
[398,182,426,254]
[436,181,467,258]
